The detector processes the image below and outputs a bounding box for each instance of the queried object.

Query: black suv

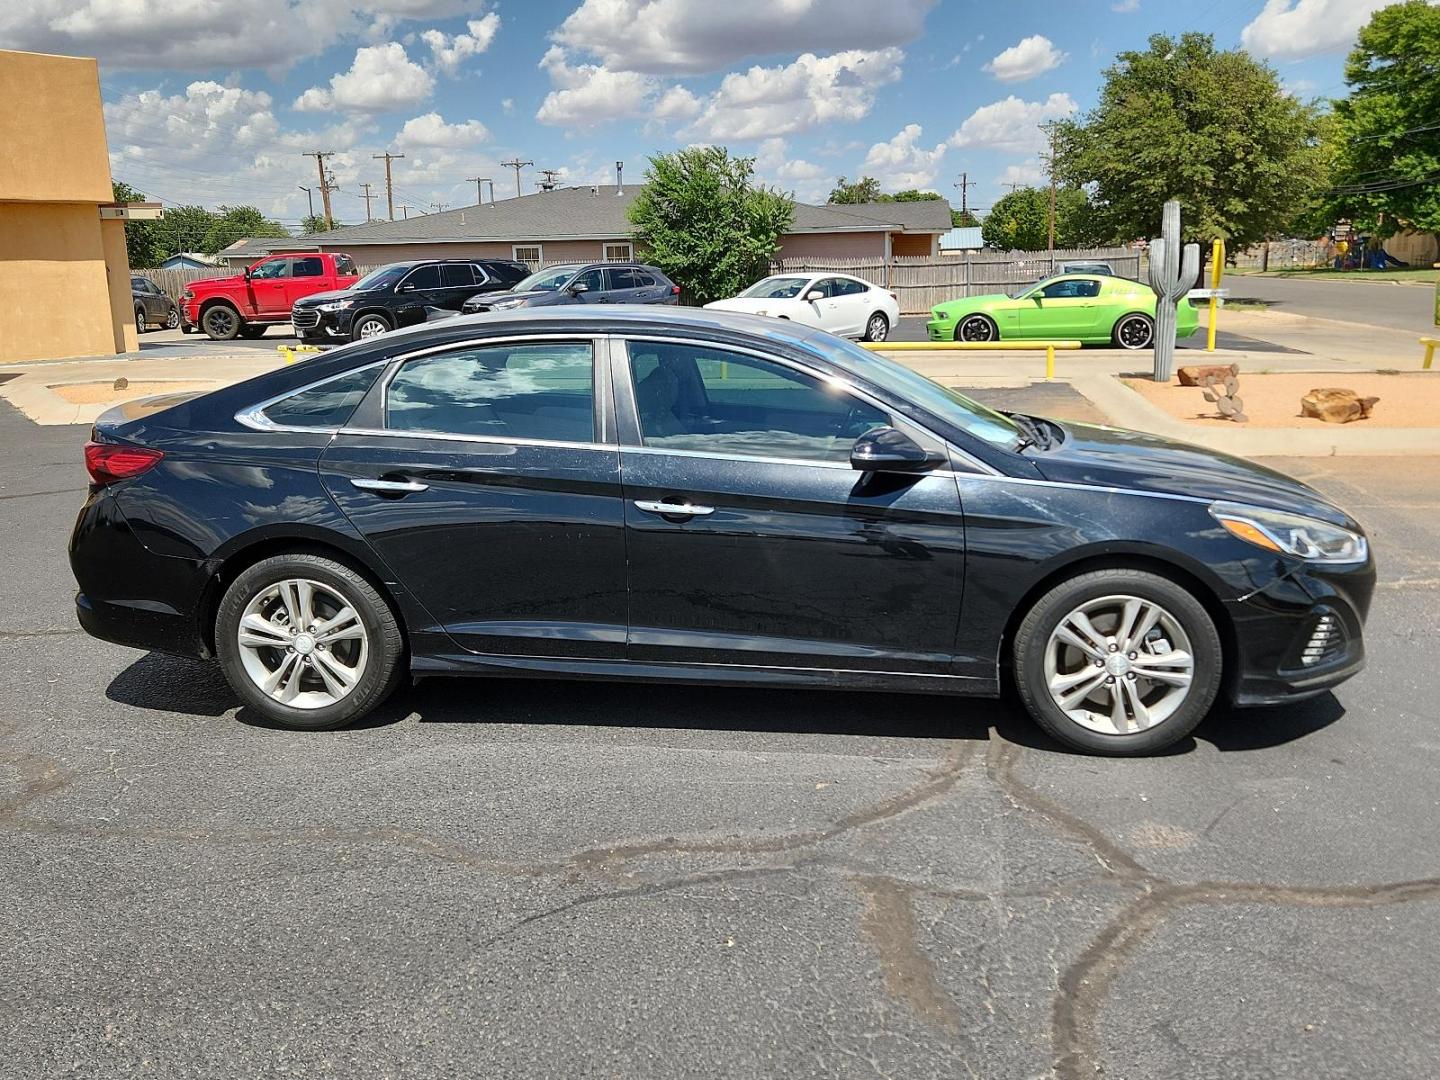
[460,262,680,314]
[131,276,180,333]
[292,259,528,342]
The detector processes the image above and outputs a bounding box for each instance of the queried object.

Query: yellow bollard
[1045,344,1055,380]
[1422,337,1437,370]
[1206,238,1224,352]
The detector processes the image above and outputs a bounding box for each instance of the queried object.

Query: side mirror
[850,427,945,473]
[398,283,416,293]
[569,281,590,294]
[805,290,824,302]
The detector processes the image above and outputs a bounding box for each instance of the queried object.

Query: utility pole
[538,168,560,192]
[429,202,448,214]
[399,204,410,220]
[298,185,315,220]
[500,158,532,198]
[302,151,336,230]
[372,151,405,221]
[1041,122,1059,272]
[1002,181,1025,193]
[953,171,976,216]
[466,176,493,206]
[359,182,377,222]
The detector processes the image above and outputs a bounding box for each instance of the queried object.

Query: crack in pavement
[854,873,965,1034]
[0,627,83,640]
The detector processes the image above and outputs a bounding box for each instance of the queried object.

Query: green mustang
[927,273,1199,349]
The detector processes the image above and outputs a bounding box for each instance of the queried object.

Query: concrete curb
[1067,372,1440,457]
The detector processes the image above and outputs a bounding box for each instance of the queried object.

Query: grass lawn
[1231,267,1438,284]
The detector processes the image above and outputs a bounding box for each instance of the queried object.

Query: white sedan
[704,274,900,341]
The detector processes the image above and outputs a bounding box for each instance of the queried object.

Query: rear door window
[607,267,641,290]
[442,264,477,287]
[292,257,324,278]
[386,342,596,443]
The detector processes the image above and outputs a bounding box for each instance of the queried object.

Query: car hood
[933,291,1013,314]
[705,298,797,314]
[1031,419,1356,527]
[293,286,360,307]
[465,289,554,308]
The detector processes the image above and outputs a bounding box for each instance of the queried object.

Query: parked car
[1060,261,1116,276]
[703,274,900,342]
[460,262,680,314]
[292,259,528,342]
[70,307,1373,756]
[181,252,360,341]
[131,275,179,333]
[927,273,1199,349]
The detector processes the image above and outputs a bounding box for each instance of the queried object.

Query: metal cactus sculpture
[1146,200,1200,382]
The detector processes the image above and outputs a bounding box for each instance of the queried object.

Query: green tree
[629,147,794,306]
[202,205,289,255]
[828,176,883,203]
[979,187,1100,250]
[1055,32,1325,246]
[301,214,341,234]
[111,181,164,268]
[951,209,981,229]
[158,205,217,259]
[1327,1,1440,236]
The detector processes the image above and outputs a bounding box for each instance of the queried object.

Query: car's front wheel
[134,307,146,334]
[215,554,406,730]
[1113,313,1154,350]
[1012,568,1222,755]
[201,304,241,340]
[955,314,997,343]
[351,313,392,341]
[164,308,181,330]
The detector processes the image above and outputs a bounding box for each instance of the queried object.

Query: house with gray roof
[219,185,952,269]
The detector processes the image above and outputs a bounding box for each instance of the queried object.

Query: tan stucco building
[0,49,145,362]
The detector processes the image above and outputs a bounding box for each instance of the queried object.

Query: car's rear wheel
[1012,568,1222,755]
[201,304,241,340]
[956,313,997,343]
[1113,313,1154,350]
[351,313,391,341]
[215,554,405,730]
[863,312,890,342]
[164,308,181,330]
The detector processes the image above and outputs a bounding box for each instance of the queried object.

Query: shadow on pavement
[105,651,1348,754]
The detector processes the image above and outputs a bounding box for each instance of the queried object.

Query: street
[1230,274,1438,334]
[3,397,1438,1079]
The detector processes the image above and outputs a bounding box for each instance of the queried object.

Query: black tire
[164,308,181,330]
[862,311,890,342]
[955,313,998,343]
[134,307,146,334]
[350,313,392,341]
[215,553,406,731]
[1012,568,1223,756]
[180,323,196,334]
[201,304,242,340]
[239,325,268,339]
[1112,313,1154,350]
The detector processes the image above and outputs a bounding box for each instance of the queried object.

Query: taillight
[84,441,164,486]
[671,285,681,295]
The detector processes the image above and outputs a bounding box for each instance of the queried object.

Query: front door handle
[634,500,714,517]
[351,478,429,494]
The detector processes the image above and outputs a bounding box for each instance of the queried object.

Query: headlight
[182,290,194,301]
[316,300,353,312]
[1209,501,1367,563]
[933,309,951,319]
[490,298,527,310]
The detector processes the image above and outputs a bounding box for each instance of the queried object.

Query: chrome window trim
[375,333,611,449]
[619,443,958,477]
[613,333,999,476]
[235,360,390,434]
[396,264,444,293]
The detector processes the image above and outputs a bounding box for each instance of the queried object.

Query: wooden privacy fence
[769,248,1141,314]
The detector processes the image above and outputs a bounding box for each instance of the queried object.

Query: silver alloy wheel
[355,316,388,339]
[236,578,369,710]
[958,314,996,342]
[866,313,889,341]
[165,308,181,330]
[1116,315,1153,350]
[135,309,145,332]
[1043,593,1195,735]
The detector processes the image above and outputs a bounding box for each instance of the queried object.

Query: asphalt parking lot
[3,400,1439,1079]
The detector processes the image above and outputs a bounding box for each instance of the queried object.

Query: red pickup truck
[181,252,359,340]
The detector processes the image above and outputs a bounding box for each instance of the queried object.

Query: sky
[0,0,1401,230]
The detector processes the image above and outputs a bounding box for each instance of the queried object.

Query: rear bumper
[76,592,207,659]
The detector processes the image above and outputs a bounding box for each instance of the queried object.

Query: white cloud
[395,112,491,147]
[653,85,703,121]
[294,42,435,113]
[861,124,947,190]
[949,92,1077,153]
[501,98,515,113]
[1111,0,1139,11]
[753,137,827,200]
[420,12,500,74]
[984,35,1066,83]
[535,45,662,126]
[550,0,935,74]
[997,161,1045,188]
[684,49,904,140]
[1240,0,1396,60]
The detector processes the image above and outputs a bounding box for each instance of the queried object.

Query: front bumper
[291,306,352,338]
[926,316,951,340]
[1227,557,1375,706]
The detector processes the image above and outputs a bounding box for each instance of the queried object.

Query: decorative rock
[1301,388,1379,424]
[1178,363,1238,387]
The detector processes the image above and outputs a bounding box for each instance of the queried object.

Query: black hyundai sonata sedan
[70,307,1374,755]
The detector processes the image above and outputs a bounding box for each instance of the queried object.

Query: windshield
[1008,276,1055,299]
[513,265,580,293]
[803,335,1025,450]
[741,276,813,299]
[353,264,409,291]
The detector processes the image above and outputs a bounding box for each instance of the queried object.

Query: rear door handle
[351,478,429,494]
[634,500,714,517]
